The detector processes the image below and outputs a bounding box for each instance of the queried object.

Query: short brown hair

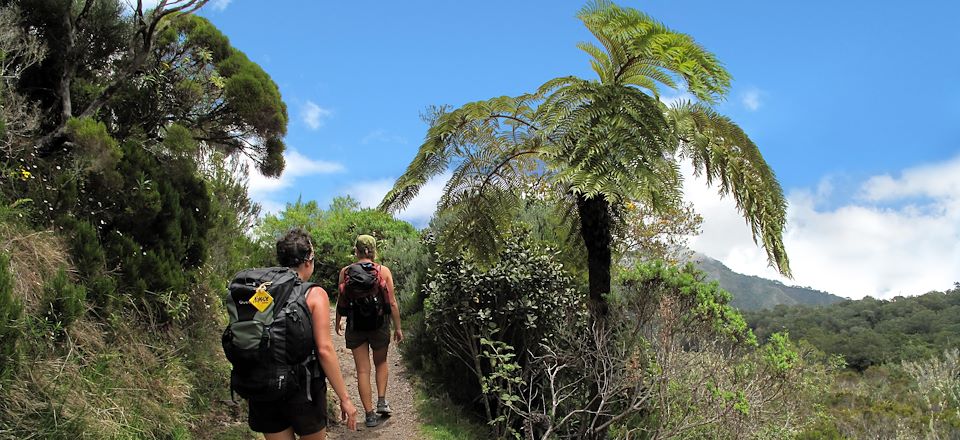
[276,228,313,267]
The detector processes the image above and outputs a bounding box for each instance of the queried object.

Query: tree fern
[379,1,790,319]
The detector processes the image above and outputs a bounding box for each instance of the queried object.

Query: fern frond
[668,102,790,276]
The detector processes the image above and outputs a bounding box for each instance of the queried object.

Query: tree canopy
[379,1,789,323]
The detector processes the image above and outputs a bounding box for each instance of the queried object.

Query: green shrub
[65,117,123,173]
[39,268,87,333]
[416,231,582,430]
[86,274,117,314]
[65,218,105,280]
[256,196,420,293]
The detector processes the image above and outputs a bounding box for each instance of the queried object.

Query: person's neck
[294,266,310,281]
[357,257,373,264]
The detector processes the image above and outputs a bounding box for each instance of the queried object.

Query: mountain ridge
[691,253,847,310]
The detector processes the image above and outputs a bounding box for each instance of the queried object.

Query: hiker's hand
[393,328,404,343]
[341,399,358,430]
[335,321,344,336]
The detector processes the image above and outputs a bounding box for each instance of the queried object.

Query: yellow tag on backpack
[249,281,274,313]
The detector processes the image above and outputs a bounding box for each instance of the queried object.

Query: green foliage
[0,3,292,437]
[801,358,960,439]
[416,388,491,440]
[479,338,524,439]
[148,14,288,176]
[380,232,431,302]
[617,261,756,345]
[201,152,271,278]
[63,218,104,280]
[38,268,86,335]
[162,123,198,155]
[86,274,117,314]
[746,285,960,370]
[763,331,800,375]
[576,0,730,102]
[416,232,581,430]
[0,251,20,379]
[258,196,419,291]
[256,198,323,243]
[65,117,123,174]
[379,1,789,279]
[507,260,822,438]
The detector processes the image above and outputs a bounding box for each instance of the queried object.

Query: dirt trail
[326,309,424,440]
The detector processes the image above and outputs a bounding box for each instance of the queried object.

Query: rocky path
[326,310,424,440]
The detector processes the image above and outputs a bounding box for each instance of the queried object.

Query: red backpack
[338,262,389,331]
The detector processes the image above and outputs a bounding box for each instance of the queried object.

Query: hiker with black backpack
[335,234,403,428]
[223,228,358,439]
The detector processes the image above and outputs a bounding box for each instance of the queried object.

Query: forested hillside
[693,254,845,310]
[746,285,960,370]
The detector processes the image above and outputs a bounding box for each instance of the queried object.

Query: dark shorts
[248,376,327,435]
[345,321,390,350]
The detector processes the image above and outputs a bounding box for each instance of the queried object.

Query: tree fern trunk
[577,194,611,440]
[577,194,611,319]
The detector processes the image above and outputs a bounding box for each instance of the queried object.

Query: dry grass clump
[0,220,68,312]
[0,218,201,439]
[0,312,196,439]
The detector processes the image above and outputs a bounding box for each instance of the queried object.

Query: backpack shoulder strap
[268,269,301,315]
[296,282,317,319]
[337,265,351,295]
[372,263,388,298]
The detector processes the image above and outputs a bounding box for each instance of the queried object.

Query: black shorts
[248,377,327,435]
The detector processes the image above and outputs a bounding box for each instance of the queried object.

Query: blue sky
[199,1,960,299]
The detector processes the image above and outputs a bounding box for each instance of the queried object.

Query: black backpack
[222,267,323,402]
[338,262,389,332]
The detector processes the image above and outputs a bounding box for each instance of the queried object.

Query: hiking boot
[364,410,381,428]
[376,400,392,415]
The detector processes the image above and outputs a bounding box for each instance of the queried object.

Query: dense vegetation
[744,288,960,438]
[746,285,960,371]
[0,1,955,439]
[0,1,284,437]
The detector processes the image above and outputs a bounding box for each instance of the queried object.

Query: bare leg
[352,343,374,413]
[264,429,296,440]
[299,428,327,440]
[372,346,389,399]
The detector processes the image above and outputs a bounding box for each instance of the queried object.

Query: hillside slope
[692,254,845,310]
[744,286,960,370]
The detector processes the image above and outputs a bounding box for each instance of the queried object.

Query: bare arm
[306,286,357,429]
[335,267,346,335]
[382,266,403,342]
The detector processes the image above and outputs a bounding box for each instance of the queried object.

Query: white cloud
[247,149,344,214]
[684,156,960,300]
[741,88,762,111]
[301,101,332,130]
[209,0,232,11]
[361,129,408,145]
[660,91,695,108]
[860,155,960,202]
[344,173,451,227]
